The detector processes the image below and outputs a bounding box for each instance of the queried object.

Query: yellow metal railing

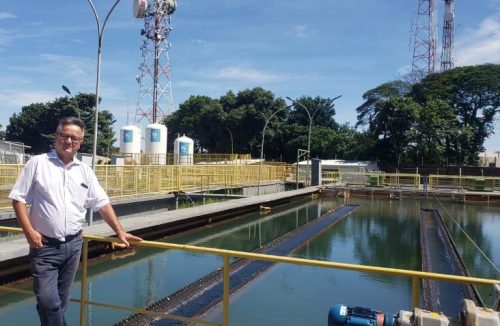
[0,164,289,210]
[120,153,253,165]
[322,172,500,192]
[428,175,500,192]
[322,171,340,185]
[332,172,420,189]
[1,226,498,326]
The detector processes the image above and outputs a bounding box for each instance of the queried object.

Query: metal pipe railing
[1,226,498,325]
[0,164,289,210]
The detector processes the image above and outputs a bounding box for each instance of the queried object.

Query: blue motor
[328,304,395,326]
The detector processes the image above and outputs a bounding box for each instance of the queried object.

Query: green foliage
[356,80,411,128]
[412,64,500,165]
[412,99,457,165]
[6,94,116,156]
[356,64,500,167]
[0,124,5,140]
[165,87,290,159]
[164,87,354,162]
[165,95,225,152]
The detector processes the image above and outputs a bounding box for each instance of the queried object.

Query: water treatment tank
[119,125,141,164]
[145,123,167,164]
[174,134,194,165]
[120,125,141,154]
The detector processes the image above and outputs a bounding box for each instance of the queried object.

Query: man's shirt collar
[48,150,81,166]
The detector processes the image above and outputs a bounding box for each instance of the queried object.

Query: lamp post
[286,95,342,186]
[257,106,289,196]
[62,85,82,118]
[227,127,234,157]
[86,0,122,226]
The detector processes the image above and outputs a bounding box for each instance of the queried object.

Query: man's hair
[56,117,86,137]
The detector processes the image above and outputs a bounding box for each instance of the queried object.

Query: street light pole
[62,85,82,118]
[286,97,311,155]
[257,106,288,196]
[86,0,122,226]
[286,95,342,186]
[227,127,234,157]
[286,97,312,186]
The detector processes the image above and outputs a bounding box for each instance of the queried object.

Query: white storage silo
[174,134,194,165]
[120,125,141,164]
[145,123,167,165]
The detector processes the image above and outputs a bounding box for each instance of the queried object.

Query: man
[9,117,142,326]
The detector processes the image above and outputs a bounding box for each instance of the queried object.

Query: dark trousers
[29,234,82,326]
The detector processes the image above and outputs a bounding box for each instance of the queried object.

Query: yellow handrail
[1,226,498,325]
[0,164,290,210]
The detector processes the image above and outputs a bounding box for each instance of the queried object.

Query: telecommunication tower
[133,0,176,124]
[410,0,438,81]
[440,0,455,71]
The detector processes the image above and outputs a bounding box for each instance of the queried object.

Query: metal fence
[428,175,500,192]
[321,171,500,192]
[119,153,253,165]
[325,172,420,189]
[0,164,293,210]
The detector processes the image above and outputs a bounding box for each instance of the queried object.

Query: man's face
[54,124,83,162]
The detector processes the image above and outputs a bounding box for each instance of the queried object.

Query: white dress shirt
[9,151,110,240]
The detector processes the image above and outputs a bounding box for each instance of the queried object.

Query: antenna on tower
[440,0,454,71]
[410,0,438,82]
[133,0,176,124]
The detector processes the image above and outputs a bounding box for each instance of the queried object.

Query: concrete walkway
[0,187,319,264]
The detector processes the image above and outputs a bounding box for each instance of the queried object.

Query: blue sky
[1,0,499,152]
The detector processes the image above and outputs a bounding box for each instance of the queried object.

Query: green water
[0,196,498,325]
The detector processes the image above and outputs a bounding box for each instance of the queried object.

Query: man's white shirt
[9,151,110,240]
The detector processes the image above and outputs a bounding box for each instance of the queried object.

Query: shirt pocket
[69,177,90,210]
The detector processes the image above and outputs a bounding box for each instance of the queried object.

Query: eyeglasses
[57,132,83,143]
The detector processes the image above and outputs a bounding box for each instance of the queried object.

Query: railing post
[223,255,230,326]
[120,168,124,197]
[134,166,138,196]
[80,238,89,326]
[104,165,108,192]
[176,167,180,191]
[412,276,420,308]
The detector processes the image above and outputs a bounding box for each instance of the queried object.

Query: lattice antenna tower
[133,0,177,124]
[440,0,455,71]
[410,0,438,81]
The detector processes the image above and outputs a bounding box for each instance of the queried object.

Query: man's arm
[12,200,44,248]
[98,204,142,247]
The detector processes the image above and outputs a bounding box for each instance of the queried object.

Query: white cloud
[283,24,317,38]
[293,25,312,38]
[25,53,96,89]
[0,12,16,20]
[396,64,412,77]
[0,90,57,110]
[455,13,500,66]
[184,38,205,45]
[213,66,283,83]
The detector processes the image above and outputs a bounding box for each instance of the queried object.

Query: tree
[221,87,287,159]
[356,82,419,166]
[356,80,411,128]
[412,99,457,166]
[286,96,340,160]
[165,95,225,153]
[6,94,116,156]
[0,124,5,140]
[165,88,288,159]
[412,64,500,165]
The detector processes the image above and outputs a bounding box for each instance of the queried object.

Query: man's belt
[42,230,82,244]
